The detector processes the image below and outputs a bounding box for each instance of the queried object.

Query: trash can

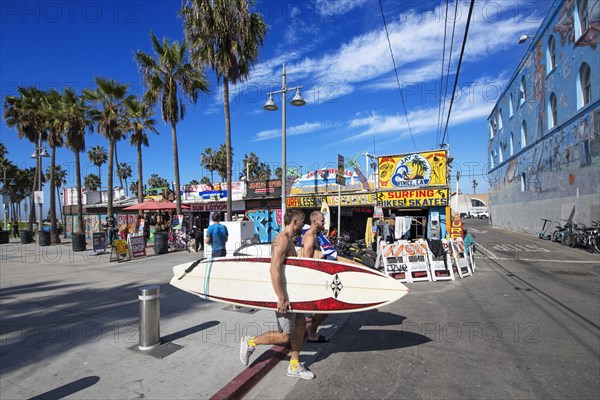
[72,233,86,252]
[39,231,51,247]
[0,230,8,244]
[20,230,33,244]
[154,232,168,255]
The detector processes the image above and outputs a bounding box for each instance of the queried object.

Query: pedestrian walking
[205,212,228,257]
[193,216,203,253]
[11,220,19,239]
[239,210,315,380]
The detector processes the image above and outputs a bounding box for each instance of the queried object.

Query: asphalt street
[247,219,600,400]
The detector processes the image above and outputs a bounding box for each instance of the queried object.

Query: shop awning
[122,201,190,211]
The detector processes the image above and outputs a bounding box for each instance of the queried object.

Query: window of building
[576,0,589,38]
[509,93,514,118]
[521,172,526,192]
[521,121,527,148]
[489,120,494,140]
[471,199,486,207]
[547,35,556,73]
[498,109,503,131]
[520,76,526,106]
[548,92,558,129]
[510,132,514,155]
[577,63,592,109]
[499,145,504,163]
[490,154,495,169]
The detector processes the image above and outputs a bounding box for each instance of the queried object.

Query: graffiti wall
[246,209,281,243]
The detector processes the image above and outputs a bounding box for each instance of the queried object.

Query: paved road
[247,219,600,399]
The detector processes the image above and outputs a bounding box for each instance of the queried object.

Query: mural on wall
[85,215,104,240]
[246,209,281,243]
[554,0,600,48]
[117,214,137,235]
[554,0,575,45]
[378,150,447,189]
[490,109,600,205]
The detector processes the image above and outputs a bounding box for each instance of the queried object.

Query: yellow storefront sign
[378,150,448,189]
[287,193,377,208]
[376,188,449,208]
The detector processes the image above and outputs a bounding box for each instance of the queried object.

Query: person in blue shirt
[205,212,228,257]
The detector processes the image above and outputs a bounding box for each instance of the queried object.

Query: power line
[435,0,449,148]
[440,0,475,146]
[378,0,418,152]
[438,0,460,147]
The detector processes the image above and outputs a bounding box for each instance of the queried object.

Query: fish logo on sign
[330,274,343,298]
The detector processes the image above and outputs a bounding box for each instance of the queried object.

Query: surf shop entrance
[375,150,451,241]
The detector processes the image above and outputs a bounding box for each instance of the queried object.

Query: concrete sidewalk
[0,240,348,399]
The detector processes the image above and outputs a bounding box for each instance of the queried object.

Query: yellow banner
[286,193,377,208]
[378,150,448,189]
[376,188,449,208]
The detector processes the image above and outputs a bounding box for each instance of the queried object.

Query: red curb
[210,344,290,400]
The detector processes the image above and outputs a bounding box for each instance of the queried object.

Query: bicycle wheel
[562,233,573,247]
[593,236,600,253]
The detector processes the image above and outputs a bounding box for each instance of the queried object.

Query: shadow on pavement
[29,376,100,400]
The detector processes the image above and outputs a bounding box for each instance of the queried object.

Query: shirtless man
[302,211,330,343]
[239,210,315,380]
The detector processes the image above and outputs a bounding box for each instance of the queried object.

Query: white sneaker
[239,336,255,366]
[287,362,315,380]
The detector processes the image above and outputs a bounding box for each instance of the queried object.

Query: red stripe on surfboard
[206,294,386,311]
[224,257,383,277]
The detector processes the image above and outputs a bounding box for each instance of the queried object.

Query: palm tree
[83,77,133,220]
[41,89,67,243]
[188,179,200,185]
[201,147,218,183]
[116,162,133,196]
[3,86,48,230]
[183,0,267,220]
[129,180,139,197]
[200,176,210,184]
[125,98,158,206]
[84,173,100,190]
[242,152,260,180]
[135,33,209,215]
[87,145,107,189]
[147,173,169,189]
[215,143,230,182]
[63,87,92,234]
[256,162,271,181]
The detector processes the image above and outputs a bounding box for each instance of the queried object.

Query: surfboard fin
[178,258,205,280]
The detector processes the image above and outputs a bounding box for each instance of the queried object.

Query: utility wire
[378,0,418,152]
[435,0,450,148]
[438,0,460,146]
[440,0,475,146]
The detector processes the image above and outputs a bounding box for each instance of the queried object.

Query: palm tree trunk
[171,121,182,215]
[75,150,84,234]
[137,143,143,215]
[49,145,60,243]
[28,145,39,231]
[115,142,124,192]
[107,138,114,219]
[223,78,232,221]
[97,164,102,190]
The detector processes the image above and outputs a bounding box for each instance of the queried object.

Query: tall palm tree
[183,0,267,220]
[215,143,231,182]
[42,89,66,243]
[87,145,107,189]
[135,33,209,215]
[125,98,158,206]
[242,152,260,180]
[3,86,48,230]
[200,147,218,183]
[84,174,100,190]
[83,77,133,220]
[63,87,92,234]
[116,163,133,196]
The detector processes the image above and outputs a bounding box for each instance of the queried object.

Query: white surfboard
[170,257,408,314]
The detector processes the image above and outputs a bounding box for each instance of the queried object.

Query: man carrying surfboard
[239,210,316,380]
[301,211,331,344]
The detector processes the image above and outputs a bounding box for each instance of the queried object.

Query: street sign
[34,190,44,204]
[337,154,345,186]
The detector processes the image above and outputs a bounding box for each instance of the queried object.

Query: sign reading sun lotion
[378,150,448,189]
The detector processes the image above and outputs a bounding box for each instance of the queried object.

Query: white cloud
[311,0,369,17]
[253,121,332,141]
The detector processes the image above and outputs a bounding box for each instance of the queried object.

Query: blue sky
[1,0,552,206]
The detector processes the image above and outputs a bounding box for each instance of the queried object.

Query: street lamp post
[31,137,49,235]
[263,64,306,217]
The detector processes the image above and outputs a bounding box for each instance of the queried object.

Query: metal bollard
[138,285,160,350]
